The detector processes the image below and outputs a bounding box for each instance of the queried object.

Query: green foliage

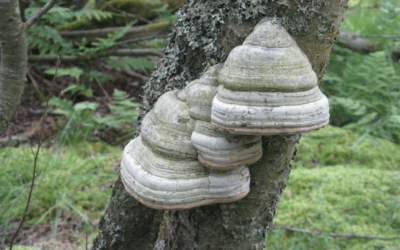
[0,142,120,234]
[94,89,141,128]
[266,126,400,250]
[325,49,400,143]
[324,0,400,143]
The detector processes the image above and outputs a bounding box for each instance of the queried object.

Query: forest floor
[1,63,145,250]
[2,64,400,250]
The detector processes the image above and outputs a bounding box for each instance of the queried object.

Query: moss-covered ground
[266,125,400,250]
[2,125,399,249]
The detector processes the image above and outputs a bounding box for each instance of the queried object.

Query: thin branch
[374,244,400,250]
[28,48,164,63]
[338,196,395,212]
[357,34,400,38]
[104,3,152,23]
[25,0,57,30]
[122,67,150,83]
[302,134,345,138]
[273,225,400,241]
[9,57,60,250]
[304,216,321,233]
[57,21,173,42]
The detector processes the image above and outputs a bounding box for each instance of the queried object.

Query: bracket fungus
[211,20,330,135]
[186,65,263,170]
[120,20,330,210]
[121,90,250,210]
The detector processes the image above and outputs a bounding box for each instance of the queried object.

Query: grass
[0,141,121,248]
[266,125,400,250]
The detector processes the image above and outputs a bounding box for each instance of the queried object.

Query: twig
[350,118,383,151]
[94,77,112,102]
[305,216,321,233]
[357,34,400,38]
[338,196,395,212]
[27,69,46,101]
[9,57,60,250]
[25,0,57,29]
[374,244,400,250]
[273,225,400,240]
[85,225,88,250]
[104,3,152,23]
[122,67,150,83]
[117,34,169,45]
[57,21,173,42]
[28,48,164,63]
[302,134,345,138]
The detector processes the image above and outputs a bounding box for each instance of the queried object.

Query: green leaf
[45,67,84,81]
[73,102,99,112]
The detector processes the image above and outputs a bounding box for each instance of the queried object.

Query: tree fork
[92,1,348,249]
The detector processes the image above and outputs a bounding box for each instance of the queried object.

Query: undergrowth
[0,142,121,248]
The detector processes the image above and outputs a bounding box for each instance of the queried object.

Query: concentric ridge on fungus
[211,20,330,135]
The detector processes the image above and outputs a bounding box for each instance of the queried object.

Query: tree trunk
[0,0,27,132]
[92,0,348,249]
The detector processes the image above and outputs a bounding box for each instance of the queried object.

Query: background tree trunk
[0,0,27,132]
[92,0,348,249]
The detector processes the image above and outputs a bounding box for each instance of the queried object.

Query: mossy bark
[0,0,27,132]
[91,0,348,249]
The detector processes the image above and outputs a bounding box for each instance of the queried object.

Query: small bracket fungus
[211,20,330,135]
[186,65,263,170]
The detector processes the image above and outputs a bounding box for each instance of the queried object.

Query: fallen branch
[28,48,164,63]
[57,21,173,42]
[337,30,381,54]
[273,225,400,241]
[338,196,394,212]
[374,244,400,250]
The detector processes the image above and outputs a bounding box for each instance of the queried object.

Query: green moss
[5,246,40,250]
[266,166,400,250]
[265,125,400,249]
[294,125,400,170]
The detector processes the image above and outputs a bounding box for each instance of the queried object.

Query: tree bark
[0,0,27,132]
[92,0,348,249]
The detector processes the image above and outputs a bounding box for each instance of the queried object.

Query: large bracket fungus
[211,21,330,135]
[120,20,330,210]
